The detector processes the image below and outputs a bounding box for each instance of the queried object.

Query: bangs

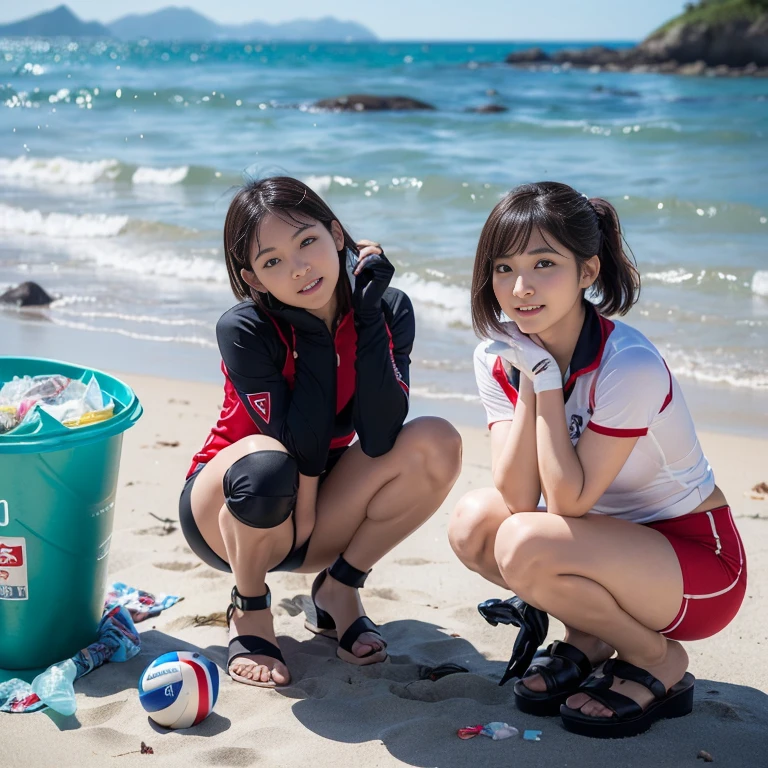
[488,198,566,260]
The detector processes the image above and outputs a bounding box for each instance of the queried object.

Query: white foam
[409,386,480,403]
[48,316,217,348]
[752,271,768,297]
[0,204,128,238]
[303,175,357,193]
[0,156,120,185]
[645,269,694,285]
[392,272,472,328]
[132,166,189,185]
[72,241,227,283]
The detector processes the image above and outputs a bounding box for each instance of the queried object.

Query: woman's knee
[494,514,554,594]
[448,488,502,564]
[401,417,462,487]
[222,449,299,530]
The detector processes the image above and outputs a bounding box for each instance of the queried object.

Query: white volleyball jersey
[474,303,715,524]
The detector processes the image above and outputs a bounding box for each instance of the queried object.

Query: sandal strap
[603,659,667,699]
[328,555,371,589]
[576,685,644,719]
[228,635,285,666]
[550,640,593,679]
[338,616,384,655]
[231,585,271,611]
[523,641,592,694]
[227,585,271,628]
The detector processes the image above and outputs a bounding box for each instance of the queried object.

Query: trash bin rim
[0,356,142,454]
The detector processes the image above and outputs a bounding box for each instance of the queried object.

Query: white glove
[485,322,563,394]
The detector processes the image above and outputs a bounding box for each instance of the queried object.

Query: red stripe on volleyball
[184,660,210,725]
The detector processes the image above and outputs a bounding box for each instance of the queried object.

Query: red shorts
[645,505,746,641]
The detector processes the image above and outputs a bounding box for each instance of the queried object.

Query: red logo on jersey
[0,543,23,567]
[247,392,271,424]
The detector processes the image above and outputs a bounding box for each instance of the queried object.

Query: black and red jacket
[188,287,414,477]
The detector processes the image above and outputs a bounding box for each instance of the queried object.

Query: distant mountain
[109,6,377,42]
[0,5,110,37]
[108,7,218,41]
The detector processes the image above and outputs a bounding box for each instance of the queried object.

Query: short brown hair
[471,181,640,338]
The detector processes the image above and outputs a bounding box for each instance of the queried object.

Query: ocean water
[1,40,767,432]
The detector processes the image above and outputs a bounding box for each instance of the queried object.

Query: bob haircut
[223,176,358,319]
[471,181,640,338]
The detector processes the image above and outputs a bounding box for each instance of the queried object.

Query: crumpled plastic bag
[0,375,114,434]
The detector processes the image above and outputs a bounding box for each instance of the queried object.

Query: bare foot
[565,639,689,718]
[314,573,387,660]
[522,634,614,693]
[228,606,291,686]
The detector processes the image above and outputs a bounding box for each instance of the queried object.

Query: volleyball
[138,651,219,729]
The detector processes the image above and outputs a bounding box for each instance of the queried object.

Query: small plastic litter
[481,722,518,740]
[523,729,542,741]
[0,374,114,433]
[457,722,519,741]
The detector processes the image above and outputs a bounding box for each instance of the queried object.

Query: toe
[565,692,591,710]
[521,673,546,692]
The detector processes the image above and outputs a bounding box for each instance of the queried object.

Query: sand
[3,372,767,767]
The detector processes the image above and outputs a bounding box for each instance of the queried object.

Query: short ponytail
[589,197,640,316]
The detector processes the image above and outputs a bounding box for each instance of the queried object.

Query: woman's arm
[353,288,413,456]
[535,388,637,517]
[217,305,337,476]
[491,374,541,512]
[536,346,671,517]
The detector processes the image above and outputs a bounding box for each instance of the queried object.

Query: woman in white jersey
[449,182,746,739]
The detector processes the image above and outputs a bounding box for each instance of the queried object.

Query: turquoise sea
[1,40,766,432]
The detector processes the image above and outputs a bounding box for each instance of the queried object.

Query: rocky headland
[505,0,768,77]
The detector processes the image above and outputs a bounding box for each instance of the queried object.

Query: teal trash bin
[0,357,142,671]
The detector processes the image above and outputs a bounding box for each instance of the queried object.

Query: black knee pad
[223,451,298,529]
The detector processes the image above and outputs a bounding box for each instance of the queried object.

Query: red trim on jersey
[564,314,615,392]
[492,356,519,407]
[660,360,673,413]
[587,422,648,438]
[383,319,410,395]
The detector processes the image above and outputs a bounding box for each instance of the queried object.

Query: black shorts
[178,447,347,574]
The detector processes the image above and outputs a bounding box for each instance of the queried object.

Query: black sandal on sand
[226,585,286,688]
[477,596,549,686]
[513,640,594,716]
[559,659,695,739]
[304,555,388,666]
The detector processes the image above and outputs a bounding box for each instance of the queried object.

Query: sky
[1,1,691,41]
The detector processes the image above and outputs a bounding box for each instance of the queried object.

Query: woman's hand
[352,240,395,321]
[485,322,562,394]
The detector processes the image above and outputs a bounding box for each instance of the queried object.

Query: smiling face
[492,227,599,335]
[239,212,344,311]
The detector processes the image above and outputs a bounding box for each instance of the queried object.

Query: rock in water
[0,281,54,307]
[313,94,436,111]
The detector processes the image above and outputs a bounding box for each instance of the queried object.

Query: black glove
[352,250,395,322]
[477,596,549,686]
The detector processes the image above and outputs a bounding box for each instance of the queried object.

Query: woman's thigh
[300,417,460,572]
[188,435,294,566]
[495,512,685,632]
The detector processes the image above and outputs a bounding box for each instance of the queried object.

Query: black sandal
[227,585,286,688]
[559,659,695,739]
[304,555,388,666]
[514,640,594,716]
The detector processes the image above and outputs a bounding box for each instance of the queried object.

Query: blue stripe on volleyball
[139,681,183,713]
